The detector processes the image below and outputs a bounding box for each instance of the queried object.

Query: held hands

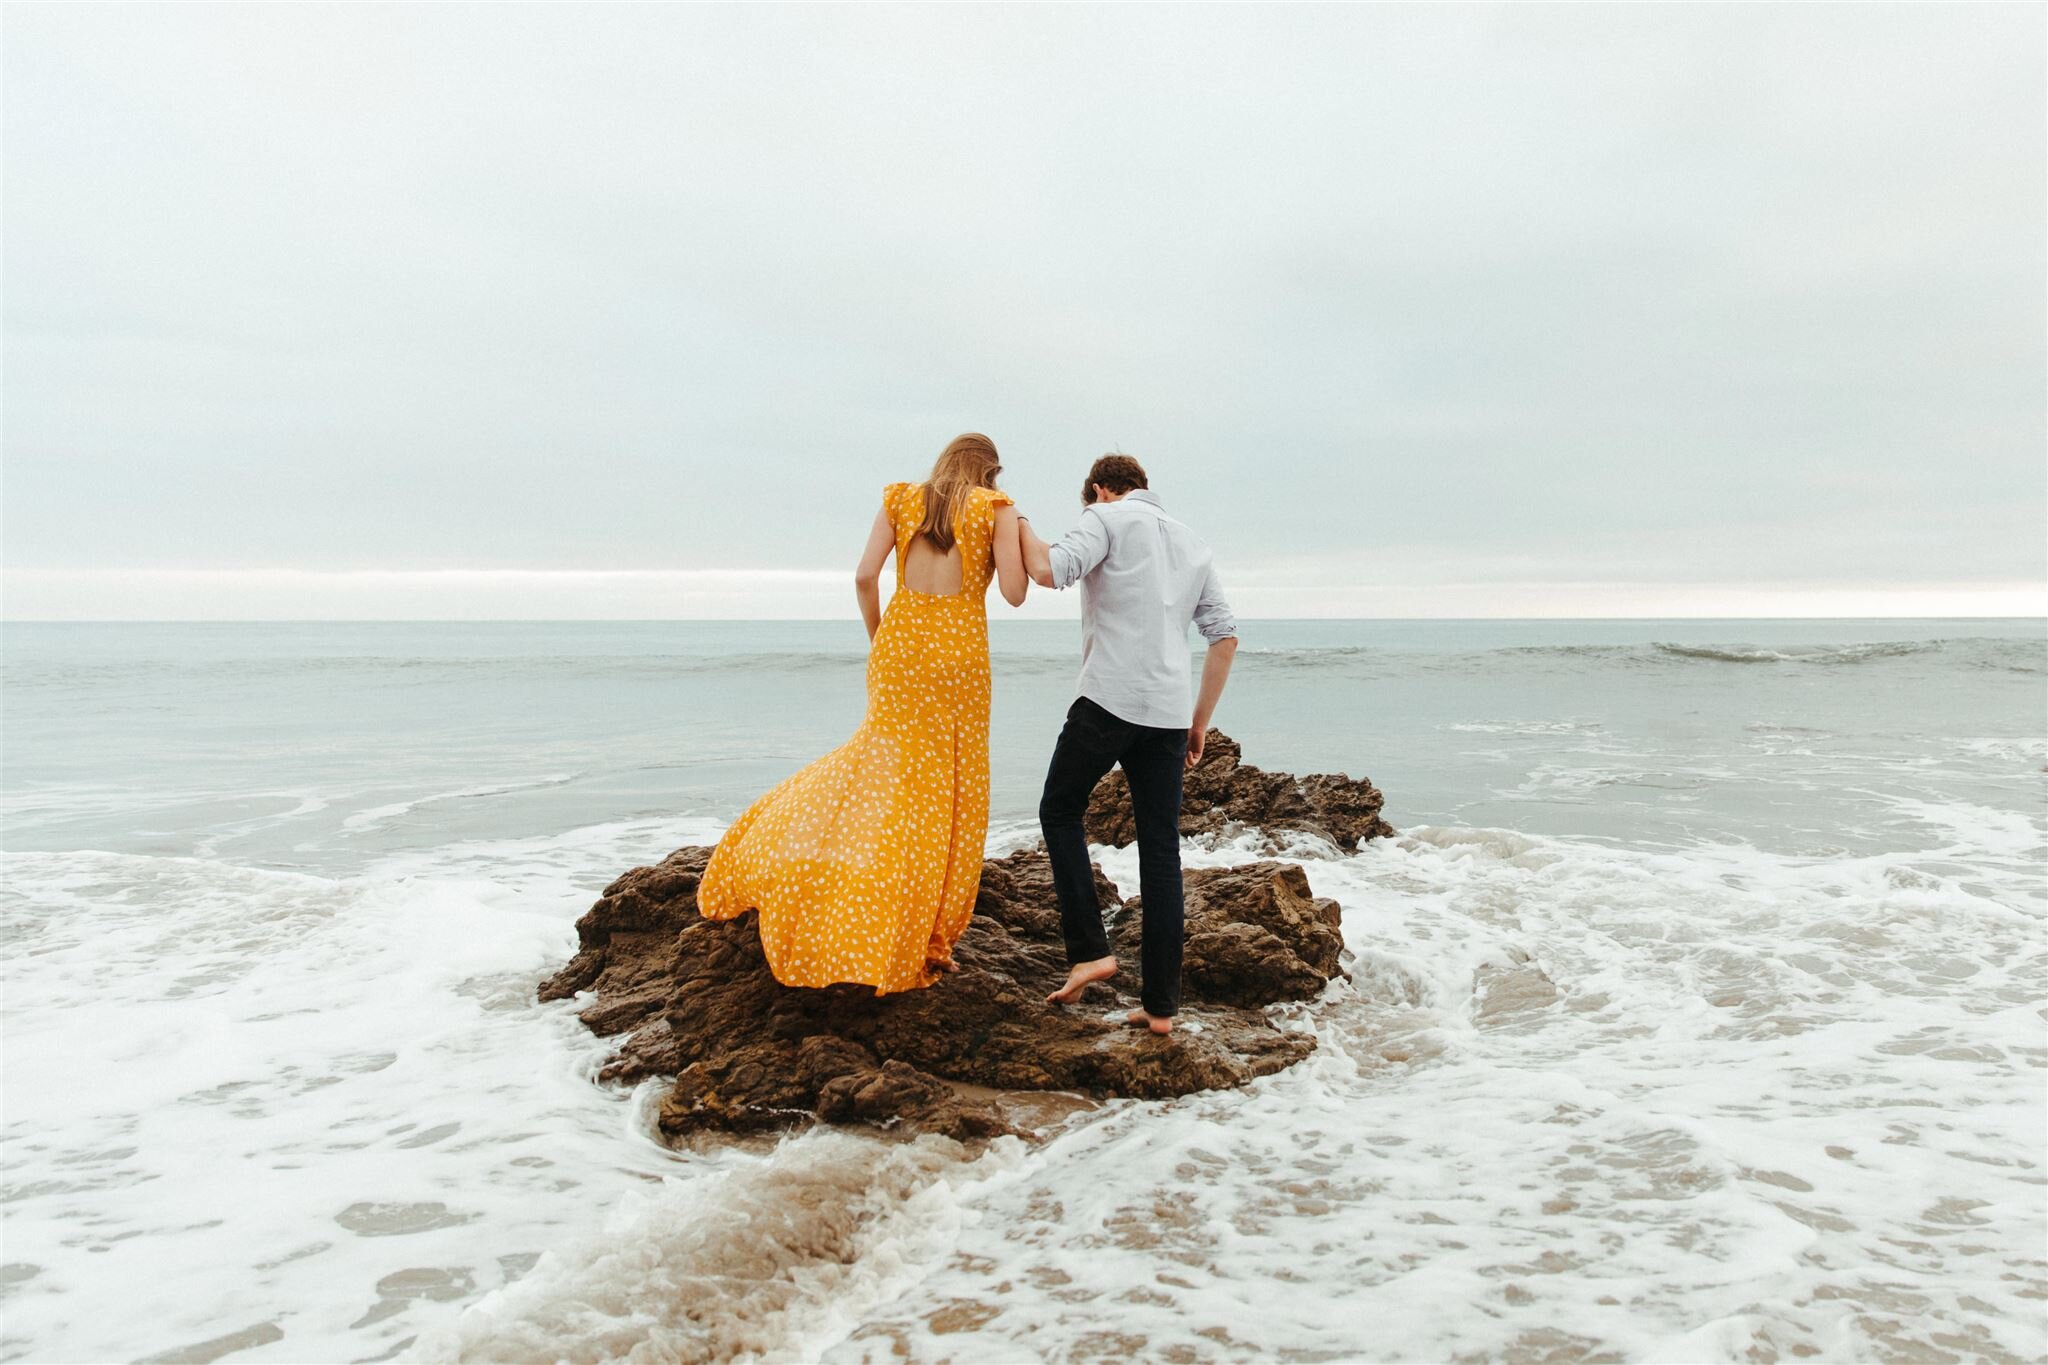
[1016,513,1057,590]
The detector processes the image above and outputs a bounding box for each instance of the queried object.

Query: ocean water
[1,618,2043,1364]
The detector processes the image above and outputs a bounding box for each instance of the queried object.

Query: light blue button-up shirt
[1046,488,1237,730]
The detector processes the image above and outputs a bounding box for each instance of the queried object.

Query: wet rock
[540,844,1334,1141]
[1113,862,1346,1007]
[1085,730,1393,852]
[1473,947,1560,1025]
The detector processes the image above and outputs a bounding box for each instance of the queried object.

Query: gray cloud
[4,4,2041,612]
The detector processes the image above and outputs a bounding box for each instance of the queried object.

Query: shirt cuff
[1048,543,1081,590]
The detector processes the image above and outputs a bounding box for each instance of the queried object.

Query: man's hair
[1082,453,1148,505]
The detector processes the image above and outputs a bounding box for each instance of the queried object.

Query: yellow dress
[697,481,1012,993]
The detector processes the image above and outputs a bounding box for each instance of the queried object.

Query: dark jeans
[1038,695,1188,1017]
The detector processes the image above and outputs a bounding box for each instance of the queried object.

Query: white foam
[828,824,2048,1363]
[1879,793,2048,865]
[1448,718,1607,736]
[0,827,703,1363]
[339,774,582,833]
[413,1130,1027,1363]
[6,783,2044,1362]
[1955,735,2048,765]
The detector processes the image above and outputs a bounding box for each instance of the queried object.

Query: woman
[697,433,1029,993]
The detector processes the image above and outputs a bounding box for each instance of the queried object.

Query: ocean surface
[1,618,2043,1364]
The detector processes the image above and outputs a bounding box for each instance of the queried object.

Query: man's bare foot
[1046,955,1118,1004]
[1124,1008,1174,1035]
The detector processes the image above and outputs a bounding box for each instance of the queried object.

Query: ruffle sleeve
[981,487,1014,509]
[883,481,911,527]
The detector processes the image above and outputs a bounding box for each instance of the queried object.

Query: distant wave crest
[1651,640,1942,666]
[5,634,2038,689]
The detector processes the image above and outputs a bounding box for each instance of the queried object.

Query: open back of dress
[902,535,965,596]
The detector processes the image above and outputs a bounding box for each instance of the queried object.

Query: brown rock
[1112,862,1346,1007]
[1085,731,1393,852]
[540,844,1339,1141]
[1473,946,1560,1026]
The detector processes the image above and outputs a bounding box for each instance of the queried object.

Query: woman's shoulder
[971,485,1015,508]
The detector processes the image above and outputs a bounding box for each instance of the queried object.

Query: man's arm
[1187,638,1238,767]
[1024,509,1112,590]
[1186,561,1238,767]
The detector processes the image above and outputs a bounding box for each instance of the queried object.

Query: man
[1018,453,1238,1035]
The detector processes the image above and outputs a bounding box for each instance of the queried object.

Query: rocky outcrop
[1085,730,1393,852]
[1473,947,1560,1027]
[1114,862,1346,1007]
[541,844,1345,1142]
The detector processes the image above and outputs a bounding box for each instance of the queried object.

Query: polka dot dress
[697,480,1012,994]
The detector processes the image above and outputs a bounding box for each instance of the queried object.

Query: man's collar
[1122,489,1164,510]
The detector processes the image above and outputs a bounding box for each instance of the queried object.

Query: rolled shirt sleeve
[1047,508,1113,590]
[1192,561,1237,643]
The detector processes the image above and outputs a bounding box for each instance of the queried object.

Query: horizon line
[6,567,2042,622]
[6,613,2044,625]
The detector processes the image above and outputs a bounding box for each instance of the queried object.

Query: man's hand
[1187,636,1236,769]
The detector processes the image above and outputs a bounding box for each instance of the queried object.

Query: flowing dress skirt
[696,589,994,994]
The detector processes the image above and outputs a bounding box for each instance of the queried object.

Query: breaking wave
[1229,636,2041,676]
[1650,640,1943,665]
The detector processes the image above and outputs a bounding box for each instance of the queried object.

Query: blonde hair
[915,433,1002,553]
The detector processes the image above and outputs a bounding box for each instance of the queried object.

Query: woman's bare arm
[992,505,1028,607]
[853,502,894,640]
[1019,517,1056,587]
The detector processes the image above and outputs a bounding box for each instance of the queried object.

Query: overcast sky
[4,4,2042,619]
